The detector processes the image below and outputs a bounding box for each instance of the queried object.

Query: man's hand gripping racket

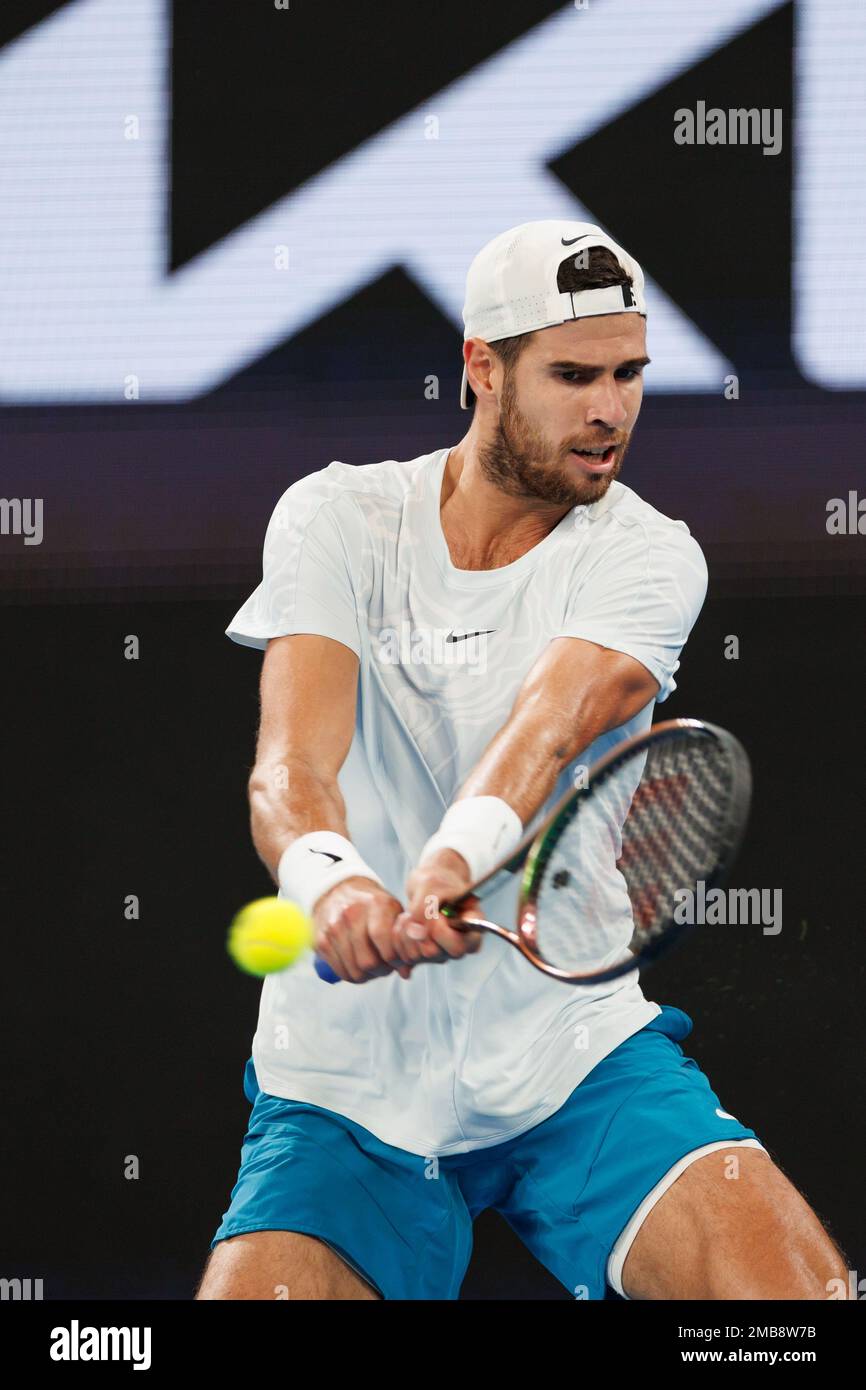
[315,717,751,986]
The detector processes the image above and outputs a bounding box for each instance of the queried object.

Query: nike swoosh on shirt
[309,849,342,864]
[715,1108,738,1121]
[445,629,496,643]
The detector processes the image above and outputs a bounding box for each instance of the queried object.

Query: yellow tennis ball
[227,897,314,977]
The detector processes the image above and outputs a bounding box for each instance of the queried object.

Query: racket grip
[314,956,341,984]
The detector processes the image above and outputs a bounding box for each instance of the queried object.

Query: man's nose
[584,378,629,428]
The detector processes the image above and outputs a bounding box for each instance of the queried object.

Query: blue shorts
[210,1004,764,1299]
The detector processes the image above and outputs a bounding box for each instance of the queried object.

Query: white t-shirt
[226,445,708,1157]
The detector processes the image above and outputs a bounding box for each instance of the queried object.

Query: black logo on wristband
[309,849,343,864]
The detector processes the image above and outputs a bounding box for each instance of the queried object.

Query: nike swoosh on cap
[561,234,594,246]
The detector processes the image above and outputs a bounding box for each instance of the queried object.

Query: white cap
[460,220,647,409]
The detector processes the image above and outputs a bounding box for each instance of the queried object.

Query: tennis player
[197,222,848,1301]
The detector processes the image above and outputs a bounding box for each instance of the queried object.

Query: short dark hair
[465,245,634,405]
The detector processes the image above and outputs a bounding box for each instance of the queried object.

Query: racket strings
[620,736,735,943]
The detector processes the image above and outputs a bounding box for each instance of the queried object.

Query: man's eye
[558,368,642,383]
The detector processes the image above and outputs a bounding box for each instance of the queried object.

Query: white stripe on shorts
[606,1137,769,1299]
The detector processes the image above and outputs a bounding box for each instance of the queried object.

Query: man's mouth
[570,445,617,473]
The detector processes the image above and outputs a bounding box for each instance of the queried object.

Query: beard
[477,371,630,507]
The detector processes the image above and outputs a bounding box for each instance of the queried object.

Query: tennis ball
[227,897,314,977]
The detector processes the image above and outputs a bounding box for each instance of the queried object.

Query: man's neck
[440,440,572,569]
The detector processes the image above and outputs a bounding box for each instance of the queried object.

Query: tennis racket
[314,717,751,986]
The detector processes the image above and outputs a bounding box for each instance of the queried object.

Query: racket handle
[314,956,341,984]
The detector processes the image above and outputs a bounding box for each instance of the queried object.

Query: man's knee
[194,1230,381,1301]
[622,1147,849,1300]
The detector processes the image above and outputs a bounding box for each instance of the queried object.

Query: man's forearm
[454,708,578,829]
[248,755,350,883]
[454,649,658,830]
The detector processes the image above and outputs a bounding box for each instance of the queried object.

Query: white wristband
[418,796,523,884]
[277,832,385,918]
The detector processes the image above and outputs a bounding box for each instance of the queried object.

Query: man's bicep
[255,633,359,780]
[553,635,660,701]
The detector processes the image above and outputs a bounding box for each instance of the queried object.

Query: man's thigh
[195,1230,381,1300]
[622,1147,849,1300]
[494,1006,769,1299]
